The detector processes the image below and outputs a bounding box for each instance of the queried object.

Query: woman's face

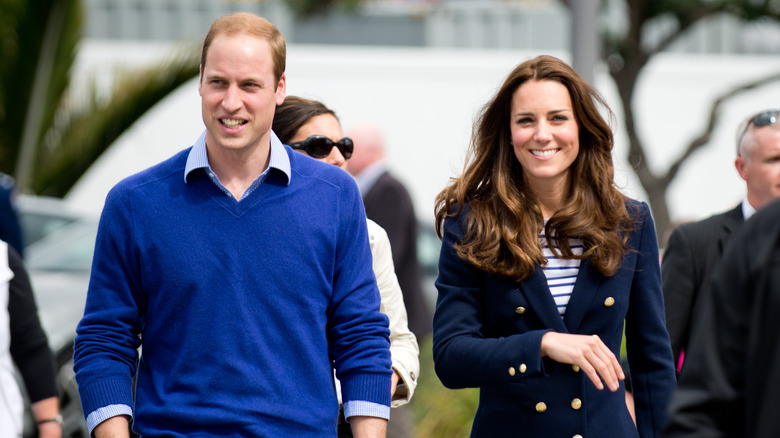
[509,79,579,192]
[289,113,348,170]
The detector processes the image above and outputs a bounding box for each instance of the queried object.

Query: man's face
[736,126,780,210]
[199,33,286,156]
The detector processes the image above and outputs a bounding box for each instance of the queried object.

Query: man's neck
[207,141,271,200]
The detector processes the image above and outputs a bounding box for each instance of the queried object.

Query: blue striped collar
[184,130,291,187]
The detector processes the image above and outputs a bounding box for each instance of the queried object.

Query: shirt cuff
[343,400,390,421]
[86,404,133,435]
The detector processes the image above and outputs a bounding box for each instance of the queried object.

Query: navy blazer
[433,201,675,438]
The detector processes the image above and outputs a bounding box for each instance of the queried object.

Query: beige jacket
[366,219,419,406]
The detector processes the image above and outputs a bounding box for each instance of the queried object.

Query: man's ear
[275,74,287,105]
[198,65,204,96]
[735,156,748,182]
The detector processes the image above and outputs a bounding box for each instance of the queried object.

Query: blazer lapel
[717,204,744,253]
[520,267,569,333]
[562,258,602,333]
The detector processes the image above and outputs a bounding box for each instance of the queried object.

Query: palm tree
[0,0,199,197]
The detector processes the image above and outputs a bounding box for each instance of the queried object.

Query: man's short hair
[200,12,286,84]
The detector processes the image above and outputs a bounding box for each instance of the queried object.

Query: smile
[531,149,559,157]
[220,118,247,129]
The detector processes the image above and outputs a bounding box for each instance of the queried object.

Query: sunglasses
[737,109,779,149]
[289,135,353,159]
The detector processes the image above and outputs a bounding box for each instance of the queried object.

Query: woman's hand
[540,332,624,391]
[391,370,400,397]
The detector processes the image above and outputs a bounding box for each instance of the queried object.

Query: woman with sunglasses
[273,96,419,438]
[432,56,675,437]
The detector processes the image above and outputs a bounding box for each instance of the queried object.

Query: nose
[222,85,242,112]
[325,147,347,169]
[534,121,552,142]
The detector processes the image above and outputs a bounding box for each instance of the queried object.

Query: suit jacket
[664,199,780,438]
[661,205,744,368]
[433,201,675,438]
[362,171,432,338]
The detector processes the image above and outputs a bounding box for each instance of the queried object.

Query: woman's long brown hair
[434,55,634,281]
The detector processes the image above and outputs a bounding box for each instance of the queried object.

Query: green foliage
[32,47,200,196]
[0,0,199,196]
[411,335,478,438]
[282,0,365,18]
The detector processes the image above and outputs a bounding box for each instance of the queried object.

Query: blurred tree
[0,0,199,197]
[560,0,780,240]
[282,0,364,17]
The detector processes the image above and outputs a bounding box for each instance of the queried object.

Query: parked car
[16,197,96,438]
[15,195,88,249]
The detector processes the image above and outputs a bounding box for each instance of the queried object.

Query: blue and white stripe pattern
[539,226,583,316]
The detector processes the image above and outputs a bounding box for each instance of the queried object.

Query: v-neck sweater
[74,145,392,436]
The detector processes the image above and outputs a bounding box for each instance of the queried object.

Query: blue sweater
[74,142,392,436]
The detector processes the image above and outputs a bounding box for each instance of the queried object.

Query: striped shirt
[539,225,583,316]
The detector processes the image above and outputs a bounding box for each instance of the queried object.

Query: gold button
[571,398,582,410]
[573,435,583,438]
[604,297,615,307]
[515,306,526,314]
[519,363,527,373]
[572,364,580,372]
[535,402,547,413]
[410,371,416,381]
[508,367,516,376]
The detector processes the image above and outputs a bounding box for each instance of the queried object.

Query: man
[347,123,432,340]
[73,13,392,438]
[662,108,780,372]
[663,198,780,437]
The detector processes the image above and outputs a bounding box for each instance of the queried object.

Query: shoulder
[111,148,190,195]
[671,205,741,241]
[740,200,780,247]
[372,172,411,196]
[441,202,471,238]
[366,218,388,239]
[624,199,650,217]
[288,146,356,189]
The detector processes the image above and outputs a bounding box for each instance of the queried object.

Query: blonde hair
[201,12,286,83]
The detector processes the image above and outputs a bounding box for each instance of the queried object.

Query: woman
[432,55,674,437]
[1,240,61,438]
[273,96,420,436]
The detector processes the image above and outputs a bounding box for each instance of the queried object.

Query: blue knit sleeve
[327,175,393,410]
[73,184,142,419]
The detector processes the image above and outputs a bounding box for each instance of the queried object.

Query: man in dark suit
[347,123,432,340]
[664,198,780,437]
[662,108,780,373]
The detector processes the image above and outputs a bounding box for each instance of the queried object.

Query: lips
[220,118,247,129]
[531,148,559,157]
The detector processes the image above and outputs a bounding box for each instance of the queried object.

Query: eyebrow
[514,109,572,117]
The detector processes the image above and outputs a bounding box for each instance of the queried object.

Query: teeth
[221,119,245,128]
[531,149,558,157]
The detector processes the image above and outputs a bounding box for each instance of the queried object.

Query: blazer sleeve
[368,220,419,406]
[624,203,676,438]
[432,213,549,389]
[661,224,697,369]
